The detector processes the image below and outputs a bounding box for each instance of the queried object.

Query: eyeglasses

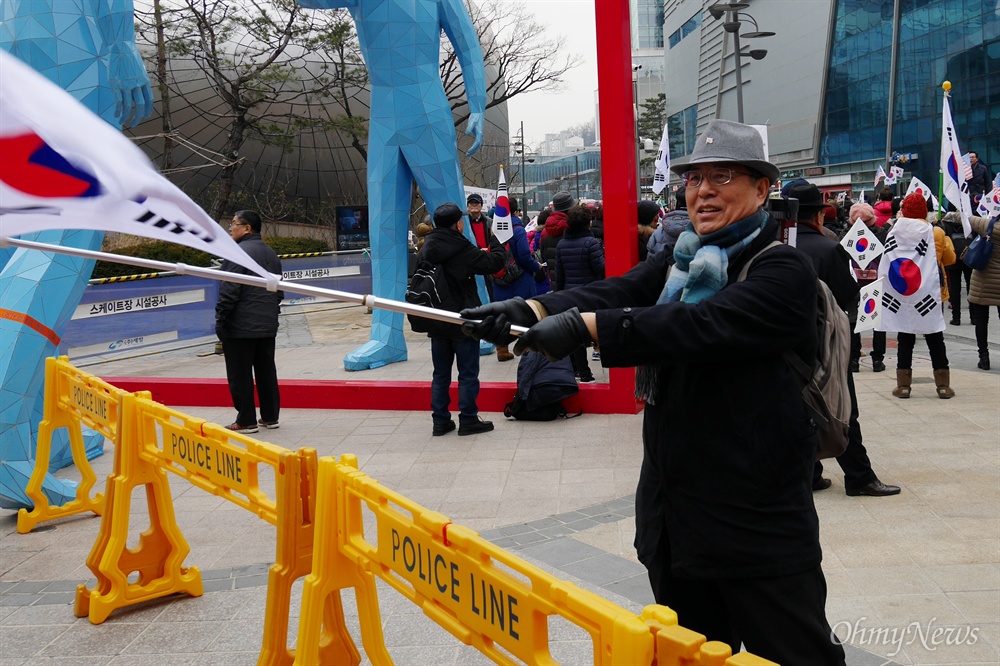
[228,221,248,230]
[681,167,756,188]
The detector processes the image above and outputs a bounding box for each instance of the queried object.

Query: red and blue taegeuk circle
[887,258,922,296]
[864,298,877,314]
[856,237,870,252]
[0,132,101,198]
[494,194,509,218]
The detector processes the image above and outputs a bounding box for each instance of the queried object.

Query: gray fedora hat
[669,119,779,183]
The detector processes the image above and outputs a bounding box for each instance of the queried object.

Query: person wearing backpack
[492,197,543,362]
[420,202,505,436]
[787,182,901,498]
[461,120,845,666]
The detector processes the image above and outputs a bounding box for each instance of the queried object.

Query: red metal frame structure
[106,0,642,415]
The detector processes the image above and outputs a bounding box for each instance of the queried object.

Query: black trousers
[222,336,280,427]
[969,303,999,355]
[815,371,876,491]
[569,347,593,380]
[851,330,886,362]
[896,332,948,370]
[646,559,845,665]
[946,263,972,319]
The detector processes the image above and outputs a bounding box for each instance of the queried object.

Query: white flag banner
[876,218,945,334]
[905,176,939,212]
[0,51,273,281]
[841,219,885,267]
[874,165,887,189]
[885,165,904,186]
[491,166,513,244]
[652,120,671,195]
[941,96,974,236]
[855,278,884,333]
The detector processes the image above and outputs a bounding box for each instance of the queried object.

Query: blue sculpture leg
[343,133,413,371]
[0,229,106,509]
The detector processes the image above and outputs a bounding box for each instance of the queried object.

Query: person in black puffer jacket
[554,204,604,382]
[540,191,574,288]
[215,210,283,433]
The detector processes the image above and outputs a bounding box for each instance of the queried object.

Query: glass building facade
[820,0,999,190]
[632,0,665,49]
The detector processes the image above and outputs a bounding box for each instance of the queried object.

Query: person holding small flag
[491,194,542,362]
[846,202,889,372]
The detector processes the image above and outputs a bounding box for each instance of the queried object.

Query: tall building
[631,0,667,106]
[662,0,999,199]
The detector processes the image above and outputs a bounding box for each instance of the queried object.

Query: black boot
[979,352,991,371]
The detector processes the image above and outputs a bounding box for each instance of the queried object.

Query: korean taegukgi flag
[491,166,513,244]
[877,217,945,335]
[977,187,1000,218]
[0,50,274,281]
[905,176,939,212]
[885,165,904,186]
[855,278,884,333]
[941,96,973,236]
[841,219,885,267]
[652,120,671,195]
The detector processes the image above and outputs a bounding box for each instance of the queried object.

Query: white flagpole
[0,237,529,335]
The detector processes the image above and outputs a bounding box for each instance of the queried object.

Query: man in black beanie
[419,202,505,435]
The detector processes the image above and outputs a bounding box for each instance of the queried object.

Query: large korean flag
[492,166,513,244]
[0,50,273,280]
[841,219,884,267]
[876,218,945,334]
[855,278,884,333]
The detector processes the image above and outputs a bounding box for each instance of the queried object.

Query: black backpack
[405,260,462,336]
[504,352,581,421]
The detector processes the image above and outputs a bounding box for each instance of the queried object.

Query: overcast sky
[501,0,599,149]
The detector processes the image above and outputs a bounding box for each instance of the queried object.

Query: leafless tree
[135,0,361,220]
[440,1,583,128]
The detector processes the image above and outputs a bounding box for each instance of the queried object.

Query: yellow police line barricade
[73,394,358,665]
[640,606,778,666]
[295,455,657,666]
[17,356,132,534]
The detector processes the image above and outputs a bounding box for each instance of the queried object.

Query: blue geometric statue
[298,0,488,371]
[0,0,153,508]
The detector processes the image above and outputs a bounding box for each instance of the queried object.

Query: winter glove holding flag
[513,308,592,360]
[461,297,539,345]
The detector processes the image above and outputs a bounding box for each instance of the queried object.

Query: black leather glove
[460,297,539,345]
[513,307,592,361]
[534,266,548,282]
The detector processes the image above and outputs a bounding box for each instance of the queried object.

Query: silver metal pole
[732,14,745,124]
[0,236,529,335]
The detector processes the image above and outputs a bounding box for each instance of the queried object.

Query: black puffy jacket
[555,228,604,290]
[215,233,283,338]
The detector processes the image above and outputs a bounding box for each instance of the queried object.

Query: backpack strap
[735,240,814,384]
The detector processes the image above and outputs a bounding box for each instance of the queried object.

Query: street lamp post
[709,3,774,124]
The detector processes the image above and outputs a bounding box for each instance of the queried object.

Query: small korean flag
[492,166,513,244]
[856,278,883,333]
[841,219,884,267]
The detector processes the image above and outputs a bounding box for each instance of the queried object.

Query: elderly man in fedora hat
[461,120,845,664]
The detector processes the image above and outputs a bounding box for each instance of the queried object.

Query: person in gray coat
[647,186,689,264]
[215,210,283,434]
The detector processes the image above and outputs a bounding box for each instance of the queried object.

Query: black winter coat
[420,226,505,337]
[535,216,822,579]
[554,228,604,290]
[796,224,860,322]
[215,233,283,339]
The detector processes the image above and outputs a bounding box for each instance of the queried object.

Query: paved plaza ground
[2,302,998,665]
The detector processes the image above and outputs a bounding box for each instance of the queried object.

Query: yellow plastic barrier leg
[74,393,202,624]
[258,448,359,666]
[17,357,105,533]
[294,456,384,666]
[641,606,778,666]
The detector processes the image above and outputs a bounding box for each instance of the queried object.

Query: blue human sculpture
[0,0,153,508]
[298,0,489,370]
